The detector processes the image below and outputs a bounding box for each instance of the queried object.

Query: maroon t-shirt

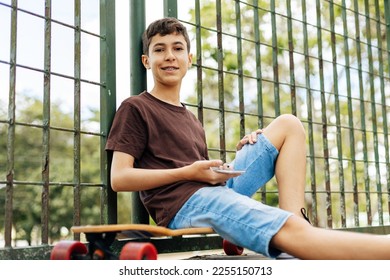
[105,91,209,226]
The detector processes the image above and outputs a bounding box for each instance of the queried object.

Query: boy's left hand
[236,129,263,151]
[185,160,240,185]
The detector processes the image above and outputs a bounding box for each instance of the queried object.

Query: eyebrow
[152,41,185,48]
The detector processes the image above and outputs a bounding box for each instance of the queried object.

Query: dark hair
[142,17,191,55]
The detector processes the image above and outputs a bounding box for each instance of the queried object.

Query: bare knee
[263,114,305,150]
[277,114,305,137]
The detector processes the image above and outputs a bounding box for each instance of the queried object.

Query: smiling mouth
[161,67,179,71]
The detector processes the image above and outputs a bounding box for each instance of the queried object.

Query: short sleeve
[105,101,147,160]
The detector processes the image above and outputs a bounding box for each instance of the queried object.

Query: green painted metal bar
[234,0,245,137]
[164,0,177,18]
[0,62,104,86]
[340,0,355,228]
[130,0,146,97]
[73,0,81,239]
[4,0,18,248]
[100,0,117,224]
[301,0,317,226]
[216,0,226,163]
[252,0,266,204]
[129,0,149,224]
[195,0,204,125]
[364,0,383,225]
[41,0,52,244]
[354,0,372,226]
[0,2,103,40]
[270,0,280,116]
[286,0,296,116]
[331,1,345,229]
[386,0,390,75]
[329,0,342,228]
[312,0,332,226]
[375,0,390,225]
[252,0,264,130]
[384,0,390,225]
[333,0,345,228]
[353,0,372,226]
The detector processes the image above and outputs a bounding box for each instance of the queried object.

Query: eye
[154,48,164,53]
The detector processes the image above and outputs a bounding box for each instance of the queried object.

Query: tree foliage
[186,0,388,227]
[0,94,131,245]
[1,0,388,246]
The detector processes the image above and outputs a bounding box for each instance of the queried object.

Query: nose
[164,49,175,61]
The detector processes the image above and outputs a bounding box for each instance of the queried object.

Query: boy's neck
[150,85,182,107]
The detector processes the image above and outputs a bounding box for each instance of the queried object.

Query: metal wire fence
[176,0,390,229]
[1,0,390,253]
[0,0,116,247]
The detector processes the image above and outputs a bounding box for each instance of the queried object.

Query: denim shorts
[168,134,292,258]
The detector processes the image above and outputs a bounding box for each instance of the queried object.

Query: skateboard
[50,224,244,260]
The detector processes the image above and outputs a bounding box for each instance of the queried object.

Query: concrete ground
[159,249,296,260]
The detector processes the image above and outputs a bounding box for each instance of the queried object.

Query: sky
[0,0,195,118]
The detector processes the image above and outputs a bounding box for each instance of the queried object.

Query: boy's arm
[110,151,239,192]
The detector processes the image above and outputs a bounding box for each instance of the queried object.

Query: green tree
[186,0,387,227]
[0,94,111,244]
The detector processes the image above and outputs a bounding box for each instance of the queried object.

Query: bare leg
[262,114,306,216]
[271,215,390,259]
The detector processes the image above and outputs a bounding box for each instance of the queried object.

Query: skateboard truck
[85,232,117,260]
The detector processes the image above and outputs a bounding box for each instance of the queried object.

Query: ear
[141,55,150,69]
[187,53,193,68]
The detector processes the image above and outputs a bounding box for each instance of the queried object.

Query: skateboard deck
[72,224,215,239]
[51,224,243,260]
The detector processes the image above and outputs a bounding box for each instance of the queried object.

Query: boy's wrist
[176,165,191,181]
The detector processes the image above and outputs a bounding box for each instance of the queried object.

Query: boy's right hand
[184,160,241,185]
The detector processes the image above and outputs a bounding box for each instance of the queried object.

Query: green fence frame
[1,0,116,248]
[1,0,390,259]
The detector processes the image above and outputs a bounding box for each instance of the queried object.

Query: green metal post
[341,0,354,227]
[286,0,296,115]
[5,0,18,248]
[41,0,52,244]
[270,0,280,116]
[195,0,204,125]
[252,0,264,130]
[353,0,372,226]
[216,0,226,163]
[315,0,326,226]
[130,0,146,96]
[328,0,344,228]
[301,0,317,226]
[129,0,149,224]
[73,0,81,239]
[386,0,390,73]
[383,0,390,225]
[100,0,117,224]
[164,0,177,18]
[364,0,382,225]
[252,0,267,204]
[235,0,245,138]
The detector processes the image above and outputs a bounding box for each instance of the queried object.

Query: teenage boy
[106,17,390,259]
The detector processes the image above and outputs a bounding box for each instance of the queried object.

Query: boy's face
[142,32,192,88]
